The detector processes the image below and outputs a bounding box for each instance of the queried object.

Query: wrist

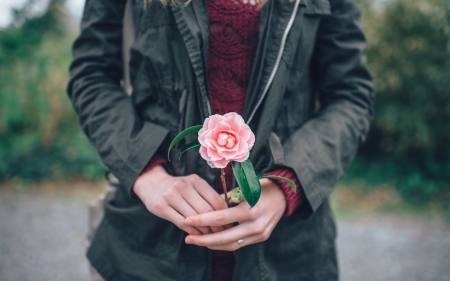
[260,178,287,212]
[133,165,172,199]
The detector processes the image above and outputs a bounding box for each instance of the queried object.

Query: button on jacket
[68,0,374,280]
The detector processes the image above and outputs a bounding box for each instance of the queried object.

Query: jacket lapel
[171,0,303,127]
[243,0,298,124]
[242,0,274,122]
[191,0,210,77]
[171,0,211,120]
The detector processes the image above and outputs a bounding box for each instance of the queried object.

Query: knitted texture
[207,0,261,117]
[264,167,305,216]
[206,1,261,277]
[140,153,167,174]
[207,0,261,203]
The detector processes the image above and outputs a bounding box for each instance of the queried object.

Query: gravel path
[0,191,449,281]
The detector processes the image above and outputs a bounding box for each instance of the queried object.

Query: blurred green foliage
[349,0,450,203]
[0,0,105,181]
[0,0,449,204]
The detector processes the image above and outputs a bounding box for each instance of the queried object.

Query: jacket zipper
[202,0,300,120]
[245,0,301,125]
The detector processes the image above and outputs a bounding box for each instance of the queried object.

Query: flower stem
[220,168,229,206]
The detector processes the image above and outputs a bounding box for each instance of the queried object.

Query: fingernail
[185,237,192,244]
[185,219,193,226]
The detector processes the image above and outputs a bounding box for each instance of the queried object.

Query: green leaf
[232,160,261,208]
[167,125,203,161]
[257,174,297,193]
[179,141,201,160]
[232,162,250,205]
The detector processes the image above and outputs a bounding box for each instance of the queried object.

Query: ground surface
[0,182,449,281]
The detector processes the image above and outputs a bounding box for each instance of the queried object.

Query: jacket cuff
[116,121,169,198]
[264,167,305,217]
[140,153,168,175]
[129,153,168,198]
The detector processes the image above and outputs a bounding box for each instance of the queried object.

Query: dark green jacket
[68,0,373,279]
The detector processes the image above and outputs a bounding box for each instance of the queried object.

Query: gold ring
[237,239,245,248]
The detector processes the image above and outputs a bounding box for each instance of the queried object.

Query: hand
[133,165,228,235]
[183,178,287,251]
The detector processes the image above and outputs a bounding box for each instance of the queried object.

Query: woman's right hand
[133,165,228,235]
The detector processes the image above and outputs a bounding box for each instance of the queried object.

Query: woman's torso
[87,0,339,280]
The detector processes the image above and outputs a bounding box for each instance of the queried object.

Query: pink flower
[198,112,255,169]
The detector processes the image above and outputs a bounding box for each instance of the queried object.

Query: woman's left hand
[184,178,286,251]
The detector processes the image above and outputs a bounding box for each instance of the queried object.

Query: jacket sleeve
[263,167,305,217]
[67,0,169,196]
[282,0,374,220]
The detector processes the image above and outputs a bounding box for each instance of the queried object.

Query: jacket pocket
[268,131,285,166]
[261,131,286,174]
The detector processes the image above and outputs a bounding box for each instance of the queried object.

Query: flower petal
[223,114,244,134]
[207,146,223,161]
[212,121,232,140]
[233,151,250,162]
[237,136,249,155]
[204,115,223,131]
[204,130,215,147]
[211,158,229,169]
[247,132,255,150]
[223,112,245,124]
[219,149,240,160]
[198,130,208,146]
[238,124,252,141]
[199,145,210,162]
[213,130,240,151]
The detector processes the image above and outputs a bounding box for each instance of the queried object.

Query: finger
[180,189,225,233]
[188,174,228,211]
[220,190,245,208]
[213,194,235,230]
[163,207,202,236]
[219,191,233,202]
[185,222,259,248]
[207,234,260,251]
[185,202,251,227]
[167,193,212,234]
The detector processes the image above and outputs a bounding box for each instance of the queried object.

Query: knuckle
[172,179,187,190]
[217,236,229,245]
[214,214,226,225]
[248,209,258,220]
[253,224,266,235]
[164,187,176,198]
[213,197,227,210]
[188,174,200,182]
[201,206,214,214]
[153,200,166,213]
[260,230,270,242]
[162,192,173,203]
[175,219,185,229]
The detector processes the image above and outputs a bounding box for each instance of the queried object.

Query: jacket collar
[171,0,301,123]
[171,0,212,121]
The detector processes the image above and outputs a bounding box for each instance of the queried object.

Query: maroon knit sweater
[140,0,305,280]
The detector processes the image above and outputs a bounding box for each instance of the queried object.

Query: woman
[68,0,373,280]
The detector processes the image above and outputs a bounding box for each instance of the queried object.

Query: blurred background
[0,0,448,280]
